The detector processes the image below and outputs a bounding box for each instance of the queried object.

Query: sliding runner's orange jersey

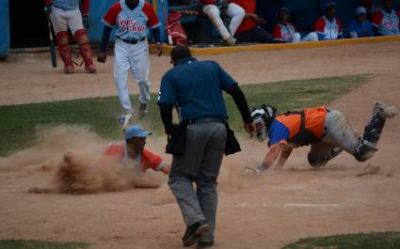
[268,106,327,147]
[104,142,165,171]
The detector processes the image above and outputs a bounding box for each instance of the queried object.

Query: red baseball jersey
[315,16,342,40]
[104,142,164,172]
[232,0,257,33]
[273,23,297,42]
[372,9,400,35]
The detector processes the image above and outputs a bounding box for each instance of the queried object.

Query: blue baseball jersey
[268,120,290,147]
[158,58,236,121]
[349,20,373,37]
[102,0,160,41]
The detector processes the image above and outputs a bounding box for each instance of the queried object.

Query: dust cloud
[0,125,260,197]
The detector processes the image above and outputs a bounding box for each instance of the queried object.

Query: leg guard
[308,146,342,168]
[56,31,74,74]
[75,29,96,73]
[354,101,396,161]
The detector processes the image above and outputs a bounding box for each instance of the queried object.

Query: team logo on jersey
[117,18,146,32]
[382,17,398,30]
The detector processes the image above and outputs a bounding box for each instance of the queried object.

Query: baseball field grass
[0,240,89,249]
[0,74,369,156]
[282,231,400,249]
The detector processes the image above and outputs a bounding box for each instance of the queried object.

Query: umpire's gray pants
[169,122,227,243]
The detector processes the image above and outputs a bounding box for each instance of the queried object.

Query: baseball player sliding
[97,0,162,127]
[44,0,96,74]
[246,102,397,174]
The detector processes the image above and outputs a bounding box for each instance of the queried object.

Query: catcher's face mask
[251,105,277,142]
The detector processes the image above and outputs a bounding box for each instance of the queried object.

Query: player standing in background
[372,0,400,36]
[314,1,343,40]
[44,0,96,74]
[200,0,245,46]
[231,0,273,43]
[273,7,318,43]
[245,102,397,174]
[97,0,162,127]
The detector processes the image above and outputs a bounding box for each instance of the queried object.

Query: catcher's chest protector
[281,106,328,146]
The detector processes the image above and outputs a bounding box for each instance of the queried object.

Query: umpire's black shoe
[197,241,214,248]
[182,220,209,247]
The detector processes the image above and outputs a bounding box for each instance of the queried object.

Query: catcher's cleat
[139,103,149,116]
[118,113,133,129]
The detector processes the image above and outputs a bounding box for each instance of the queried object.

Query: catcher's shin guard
[355,102,388,161]
[75,29,96,73]
[56,31,74,74]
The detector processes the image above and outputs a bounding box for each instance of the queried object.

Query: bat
[45,12,57,68]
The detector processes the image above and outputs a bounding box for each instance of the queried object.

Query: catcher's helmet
[250,104,277,142]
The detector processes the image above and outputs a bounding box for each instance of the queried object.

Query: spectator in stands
[200,0,245,46]
[349,6,374,38]
[372,0,400,36]
[272,7,318,43]
[232,0,273,43]
[314,1,343,40]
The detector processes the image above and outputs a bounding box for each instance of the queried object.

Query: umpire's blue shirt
[158,57,236,121]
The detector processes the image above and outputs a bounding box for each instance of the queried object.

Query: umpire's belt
[119,37,146,45]
[182,117,226,125]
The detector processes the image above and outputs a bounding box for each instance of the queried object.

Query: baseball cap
[355,6,367,15]
[124,125,152,140]
[325,1,336,8]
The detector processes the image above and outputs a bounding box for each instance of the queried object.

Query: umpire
[158,46,254,248]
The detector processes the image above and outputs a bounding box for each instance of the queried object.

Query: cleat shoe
[139,103,149,116]
[85,64,97,74]
[223,36,236,46]
[64,65,74,74]
[374,101,398,119]
[197,241,214,248]
[118,113,133,129]
[182,220,209,247]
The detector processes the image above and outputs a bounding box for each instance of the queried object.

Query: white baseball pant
[114,39,151,114]
[49,7,84,35]
[292,32,319,43]
[202,3,245,40]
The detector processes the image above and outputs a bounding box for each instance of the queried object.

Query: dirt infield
[0,42,400,249]
[1,42,399,106]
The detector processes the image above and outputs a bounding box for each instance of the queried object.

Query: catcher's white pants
[114,39,151,114]
[291,32,319,43]
[202,3,245,40]
[49,7,84,35]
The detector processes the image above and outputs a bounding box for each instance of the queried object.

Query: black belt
[182,117,226,125]
[119,37,146,45]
